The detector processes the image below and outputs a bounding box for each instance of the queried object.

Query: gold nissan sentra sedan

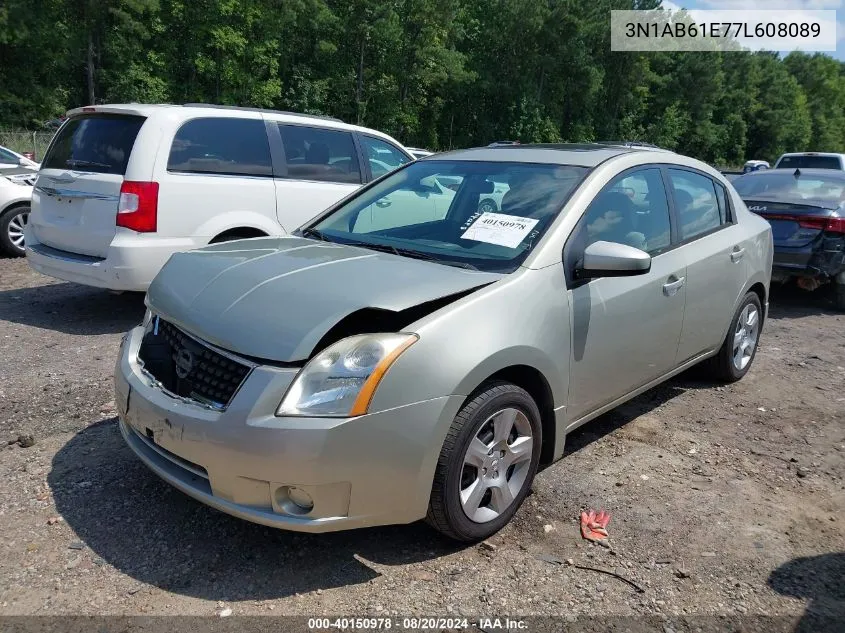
[114,144,772,541]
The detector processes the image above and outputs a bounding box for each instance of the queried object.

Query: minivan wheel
[426,381,542,542]
[834,281,845,312]
[0,204,29,257]
[478,198,498,214]
[708,291,763,382]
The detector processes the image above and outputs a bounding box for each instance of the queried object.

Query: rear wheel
[707,291,762,382]
[0,204,29,257]
[209,230,266,244]
[834,281,845,312]
[426,382,542,542]
[478,198,498,214]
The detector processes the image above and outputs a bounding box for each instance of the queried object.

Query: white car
[26,104,413,291]
[0,168,36,256]
[774,152,845,170]
[0,146,40,170]
[742,160,770,173]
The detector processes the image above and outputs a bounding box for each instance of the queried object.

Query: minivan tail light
[117,181,159,232]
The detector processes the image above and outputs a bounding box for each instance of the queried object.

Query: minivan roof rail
[181,103,343,123]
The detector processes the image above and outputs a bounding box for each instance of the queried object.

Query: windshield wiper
[341,239,479,270]
[300,227,332,242]
[65,159,112,169]
[396,248,479,270]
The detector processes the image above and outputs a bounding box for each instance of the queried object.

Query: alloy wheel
[8,210,28,250]
[460,407,533,523]
[732,303,759,371]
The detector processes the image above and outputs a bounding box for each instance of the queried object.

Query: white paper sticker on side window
[460,212,540,248]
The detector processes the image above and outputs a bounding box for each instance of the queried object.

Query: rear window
[43,114,145,175]
[733,171,845,208]
[776,155,842,170]
[168,117,272,177]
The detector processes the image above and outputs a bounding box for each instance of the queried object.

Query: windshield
[733,171,845,209]
[305,160,589,273]
[776,155,842,170]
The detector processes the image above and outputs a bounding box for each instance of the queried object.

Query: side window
[576,168,671,256]
[167,118,272,176]
[359,136,410,180]
[668,169,723,240]
[279,125,361,184]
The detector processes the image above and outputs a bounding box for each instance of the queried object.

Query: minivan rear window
[43,114,146,175]
[776,155,842,170]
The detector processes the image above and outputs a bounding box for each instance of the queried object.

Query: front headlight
[277,333,418,417]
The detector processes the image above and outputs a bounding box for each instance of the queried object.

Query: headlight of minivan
[277,333,418,417]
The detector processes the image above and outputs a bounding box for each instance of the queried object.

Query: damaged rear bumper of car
[115,324,463,532]
[771,235,845,284]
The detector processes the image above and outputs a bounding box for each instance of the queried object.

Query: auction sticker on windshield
[461,212,539,248]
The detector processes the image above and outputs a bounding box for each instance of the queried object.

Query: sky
[660,0,844,60]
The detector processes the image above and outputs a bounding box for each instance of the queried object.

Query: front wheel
[426,382,542,541]
[708,291,763,382]
[0,204,29,257]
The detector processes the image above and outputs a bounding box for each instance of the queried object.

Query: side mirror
[577,240,651,279]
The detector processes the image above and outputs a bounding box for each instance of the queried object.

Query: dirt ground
[0,257,843,629]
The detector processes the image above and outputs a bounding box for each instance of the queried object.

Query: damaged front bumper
[115,324,463,533]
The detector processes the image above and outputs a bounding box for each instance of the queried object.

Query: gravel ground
[0,257,843,628]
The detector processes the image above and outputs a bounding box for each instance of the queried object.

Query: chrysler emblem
[174,348,195,379]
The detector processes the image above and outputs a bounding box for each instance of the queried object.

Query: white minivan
[26,104,414,291]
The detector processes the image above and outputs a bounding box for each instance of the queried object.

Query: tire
[834,282,845,312]
[707,291,763,382]
[0,204,30,257]
[477,198,498,214]
[209,231,264,244]
[426,381,542,542]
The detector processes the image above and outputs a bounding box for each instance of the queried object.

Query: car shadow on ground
[0,282,145,335]
[768,552,845,632]
[49,418,467,601]
[767,283,840,319]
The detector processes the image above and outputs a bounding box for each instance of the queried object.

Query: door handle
[663,276,686,296]
[731,246,745,263]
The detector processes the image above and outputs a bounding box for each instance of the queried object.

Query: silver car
[114,144,772,541]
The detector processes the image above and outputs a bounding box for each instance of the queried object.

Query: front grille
[137,318,251,409]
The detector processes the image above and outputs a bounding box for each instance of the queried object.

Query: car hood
[147,236,503,362]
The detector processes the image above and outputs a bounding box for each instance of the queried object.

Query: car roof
[777,152,845,158]
[63,103,406,145]
[425,143,675,168]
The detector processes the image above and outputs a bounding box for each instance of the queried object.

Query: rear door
[31,114,146,257]
[270,123,363,231]
[158,115,277,240]
[668,168,748,362]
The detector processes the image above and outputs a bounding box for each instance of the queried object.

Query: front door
[565,167,686,422]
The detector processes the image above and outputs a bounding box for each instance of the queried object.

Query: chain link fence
[0,130,56,162]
